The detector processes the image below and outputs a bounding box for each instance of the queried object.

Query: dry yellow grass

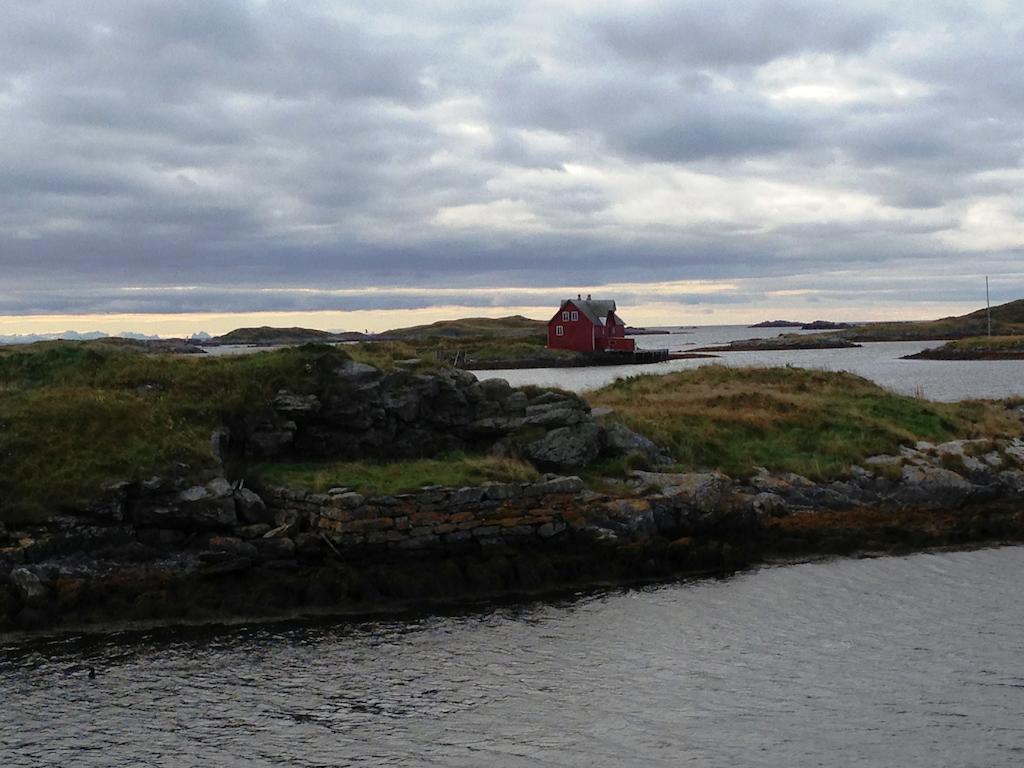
[589,366,1022,479]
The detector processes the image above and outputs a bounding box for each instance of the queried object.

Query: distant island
[201,326,372,346]
[750,320,854,330]
[624,326,672,335]
[903,336,1024,360]
[826,299,1024,342]
[694,335,860,352]
[749,320,803,328]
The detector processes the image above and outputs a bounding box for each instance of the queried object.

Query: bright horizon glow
[0,299,988,339]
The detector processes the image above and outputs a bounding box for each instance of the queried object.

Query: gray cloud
[1,1,1023,319]
[593,0,885,68]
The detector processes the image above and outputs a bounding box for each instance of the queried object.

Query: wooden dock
[632,348,670,363]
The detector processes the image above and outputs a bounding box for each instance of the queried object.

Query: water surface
[4,547,1024,766]
[478,325,1024,401]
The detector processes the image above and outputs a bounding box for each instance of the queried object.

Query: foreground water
[3,546,1023,766]
[478,326,1024,401]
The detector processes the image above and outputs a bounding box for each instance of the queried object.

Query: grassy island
[904,336,1024,360]
[3,341,1024,636]
[830,299,1024,342]
[589,366,1020,479]
[1,341,1021,526]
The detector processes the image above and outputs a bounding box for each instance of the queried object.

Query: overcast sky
[2,0,1023,332]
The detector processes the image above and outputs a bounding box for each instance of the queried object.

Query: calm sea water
[3,547,1024,767]
[477,326,1024,402]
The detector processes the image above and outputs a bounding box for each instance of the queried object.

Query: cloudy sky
[2,0,1023,334]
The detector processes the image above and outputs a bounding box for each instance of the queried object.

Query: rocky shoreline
[4,435,1024,638]
[462,351,715,370]
[3,353,1023,638]
[903,348,1024,361]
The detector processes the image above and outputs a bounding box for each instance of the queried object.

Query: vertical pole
[986,276,992,337]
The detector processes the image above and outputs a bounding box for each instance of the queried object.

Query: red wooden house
[546,295,636,353]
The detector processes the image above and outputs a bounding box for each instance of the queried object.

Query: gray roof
[562,298,622,326]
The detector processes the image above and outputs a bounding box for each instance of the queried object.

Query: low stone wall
[266,477,587,555]
[5,443,1024,636]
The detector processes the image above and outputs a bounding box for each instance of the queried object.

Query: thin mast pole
[986,276,992,337]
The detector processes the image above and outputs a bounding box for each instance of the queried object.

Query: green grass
[0,342,354,523]
[381,315,546,340]
[250,452,540,496]
[213,326,335,344]
[834,299,1024,342]
[344,341,441,370]
[345,335,578,368]
[588,365,1021,480]
[936,336,1024,352]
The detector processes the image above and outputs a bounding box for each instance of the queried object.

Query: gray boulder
[10,567,49,608]
[752,491,788,517]
[479,378,512,401]
[603,421,668,465]
[524,476,584,496]
[525,422,605,470]
[892,465,976,508]
[335,360,381,382]
[524,406,583,429]
[998,469,1024,495]
[271,391,321,416]
[134,479,237,529]
[235,488,273,525]
[631,471,731,514]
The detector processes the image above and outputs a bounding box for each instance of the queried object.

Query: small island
[820,298,1024,342]
[625,326,673,336]
[201,326,372,346]
[903,336,1024,360]
[2,341,1024,636]
[749,320,803,328]
[749,320,854,330]
[693,334,861,352]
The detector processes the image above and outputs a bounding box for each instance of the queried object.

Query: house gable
[546,296,634,352]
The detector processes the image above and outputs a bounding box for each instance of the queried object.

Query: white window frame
[555,325,564,336]
[570,311,579,321]
[561,311,569,321]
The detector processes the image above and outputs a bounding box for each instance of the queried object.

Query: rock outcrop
[240,363,652,474]
[0,472,764,633]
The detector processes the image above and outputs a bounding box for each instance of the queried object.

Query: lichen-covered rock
[998,469,1024,495]
[524,476,584,496]
[525,422,605,470]
[10,567,49,608]
[891,465,977,508]
[271,391,321,416]
[479,377,512,401]
[603,420,668,465]
[1005,439,1024,466]
[631,471,731,514]
[483,482,521,501]
[523,404,584,429]
[752,492,788,517]
[133,479,237,530]
[235,488,272,525]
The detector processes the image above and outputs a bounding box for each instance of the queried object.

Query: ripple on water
[3,547,1024,767]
